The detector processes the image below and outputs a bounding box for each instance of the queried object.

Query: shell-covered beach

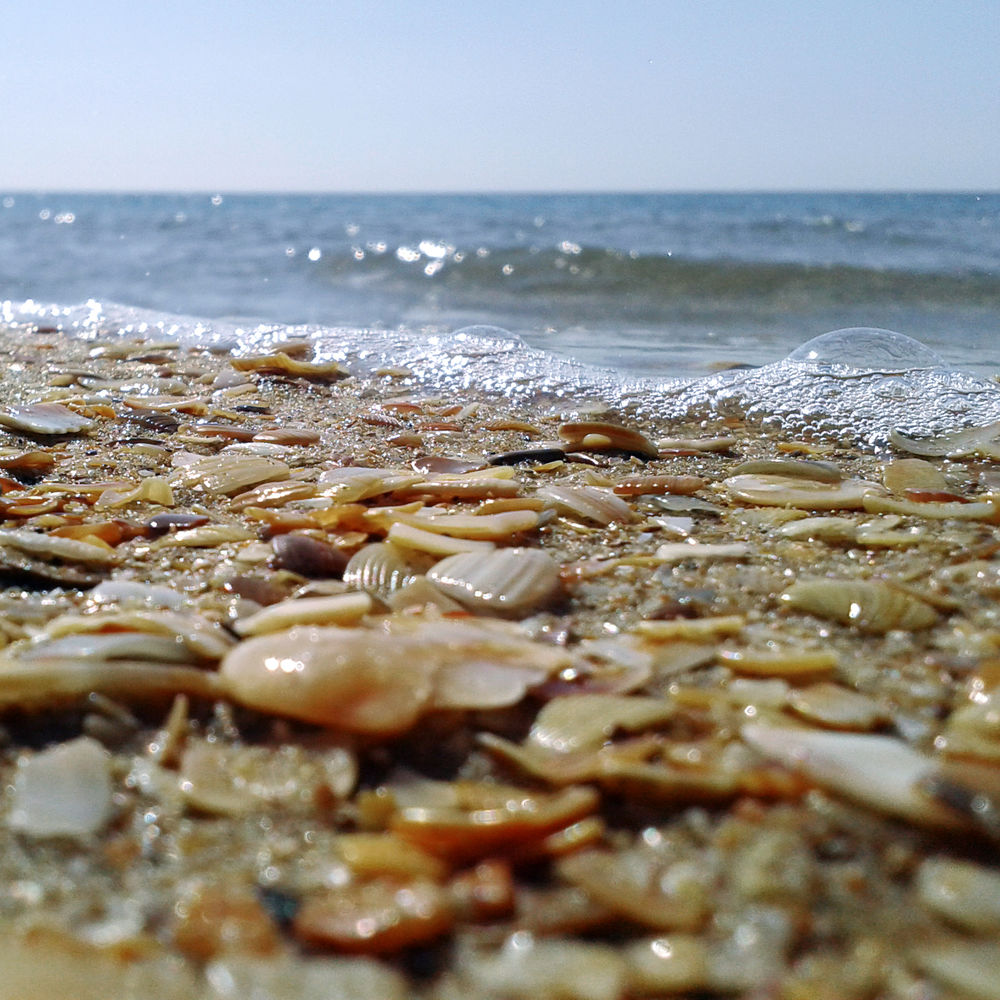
[0,321,998,998]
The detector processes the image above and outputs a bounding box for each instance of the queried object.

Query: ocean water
[2,191,1000,447]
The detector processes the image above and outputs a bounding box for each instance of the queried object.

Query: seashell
[229,480,318,511]
[623,935,710,996]
[786,681,888,730]
[293,879,452,954]
[454,936,627,1000]
[779,516,858,543]
[22,632,198,664]
[781,577,939,633]
[862,493,998,521]
[427,548,562,616]
[910,939,1000,1000]
[528,694,677,754]
[718,647,838,679]
[123,393,209,414]
[231,352,348,381]
[653,541,751,563]
[742,723,962,827]
[317,466,422,502]
[403,475,522,501]
[220,618,569,733]
[643,494,725,515]
[233,592,372,636]
[343,542,425,602]
[656,435,736,452]
[88,579,188,610]
[223,574,290,606]
[389,780,598,863]
[890,421,1000,458]
[722,473,881,510]
[188,421,256,441]
[488,447,567,466]
[411,455,484,475]
[8,737,112,838]
[252,426,321,445]
[612,474,706,497]
[42,609,236,660]
[558,420,658,458]
[0,402,96,435]
[882,457,947,494]
[557,847,710,931]
[538,484,639,525]
[388,522,495,556]
[0,449,56,474]
[178,738,356,816]
[334,832,447,882]
[271,533,348,578]
[382,508,540,542]
[916,857,1000,933]
[148,523,256,548]
[635,615,745,641]
[170,453,290,496]
[728,458,843,483]
[204,956,407,1000]
[170,881,282,961]
[0,528,118,565]
[385,576,465,614]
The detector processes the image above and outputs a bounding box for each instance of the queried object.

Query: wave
[311,247,1000,320]
[6,300,1000,451]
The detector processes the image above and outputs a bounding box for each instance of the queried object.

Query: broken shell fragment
[538,485,639,525]
[722,474,881,510]
[231,352,348,381]
[916,857,1000,933]
[781,578,939,633]
[728,458,843,482]
[882,458,948,494]
[0,402,96,435]
[427,548,562,616]
[170,454,291,496]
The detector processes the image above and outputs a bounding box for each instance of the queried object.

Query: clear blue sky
[2,1,997,192]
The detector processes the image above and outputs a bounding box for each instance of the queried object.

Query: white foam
[6,301,1000,451]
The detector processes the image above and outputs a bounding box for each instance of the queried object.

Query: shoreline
[0,325,997,997]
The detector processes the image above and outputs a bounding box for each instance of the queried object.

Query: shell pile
[0,327,998,999]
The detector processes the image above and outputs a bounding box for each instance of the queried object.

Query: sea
[2,191,999,448]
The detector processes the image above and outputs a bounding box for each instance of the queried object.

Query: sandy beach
[0,324,997,999]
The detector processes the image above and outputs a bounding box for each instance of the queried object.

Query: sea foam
[5,301,1000,451]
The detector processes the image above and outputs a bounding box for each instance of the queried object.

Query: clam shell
[529,694,677,754]
[231,352,348,381]
[233,592,372,636]
[0,529,117,565]
[317,467,422,502]
[0,402,96,435]
[558,420,658,458]
[722,473,881,510]
[728,458,843,483]
[612,474,706,497]
[718,647,838,679]
[427,548,562,616]
[781,577,938,633]
[862,493,998,521]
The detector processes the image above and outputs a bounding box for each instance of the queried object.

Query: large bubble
[785,327,947,372]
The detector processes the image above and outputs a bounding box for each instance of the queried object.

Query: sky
[1,1,997,193]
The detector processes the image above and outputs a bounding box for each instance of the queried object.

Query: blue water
[2,191,998,379]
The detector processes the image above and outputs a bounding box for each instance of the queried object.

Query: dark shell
[271,533,348,578]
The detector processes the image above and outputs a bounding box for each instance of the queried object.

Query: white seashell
[911,939,1000,1000]
[722,474,882,510]
[890,421,1000,458]
[0,529,117,565]
[427,548,562,616]
[862,493,998,521]
[718,647,838,679]
[728,458,843,482]
[916,857,1000,933]
[742,724,961,827]
[387,508,540,541]
[781,578,938,633]
[0,402,96,435]
[529,694,677,754]
[635,615,745,641]
[317,467,423,502]
[170,454,290,496]
[343,542,425,602]
[21,633,197,664]
[233,592,372,636]
[786,682,887,730]
[538,484,639,525]
[388,522,495,556]
[87,580,189,610]
[779,516,858,543]
[882,458,948,494]
[654,542,751,563]
[8,737,112,838]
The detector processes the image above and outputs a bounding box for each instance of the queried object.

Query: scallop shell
[780,577,939,633]
[0,402,96,435]
[427,548,562,616]
[343,542,426,602]
[170,454,291,496]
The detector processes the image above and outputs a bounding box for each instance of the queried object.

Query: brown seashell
[0,402,95,435]
[294,879,452,954]
[0,450,56,475]
[231,352,348,381]
[489,447,567,466]
[427,548,562,616]
[728,458,843,483]
[172,882,281,960]
[613,474,706,497]
[145,512,211,536]
[787,681,888,730]
[223,574,290,606]
[781,577,939,633]
[189,421,257,441]
[271,533,348,578]
[558,421,658,458]
[251,426,321,446]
